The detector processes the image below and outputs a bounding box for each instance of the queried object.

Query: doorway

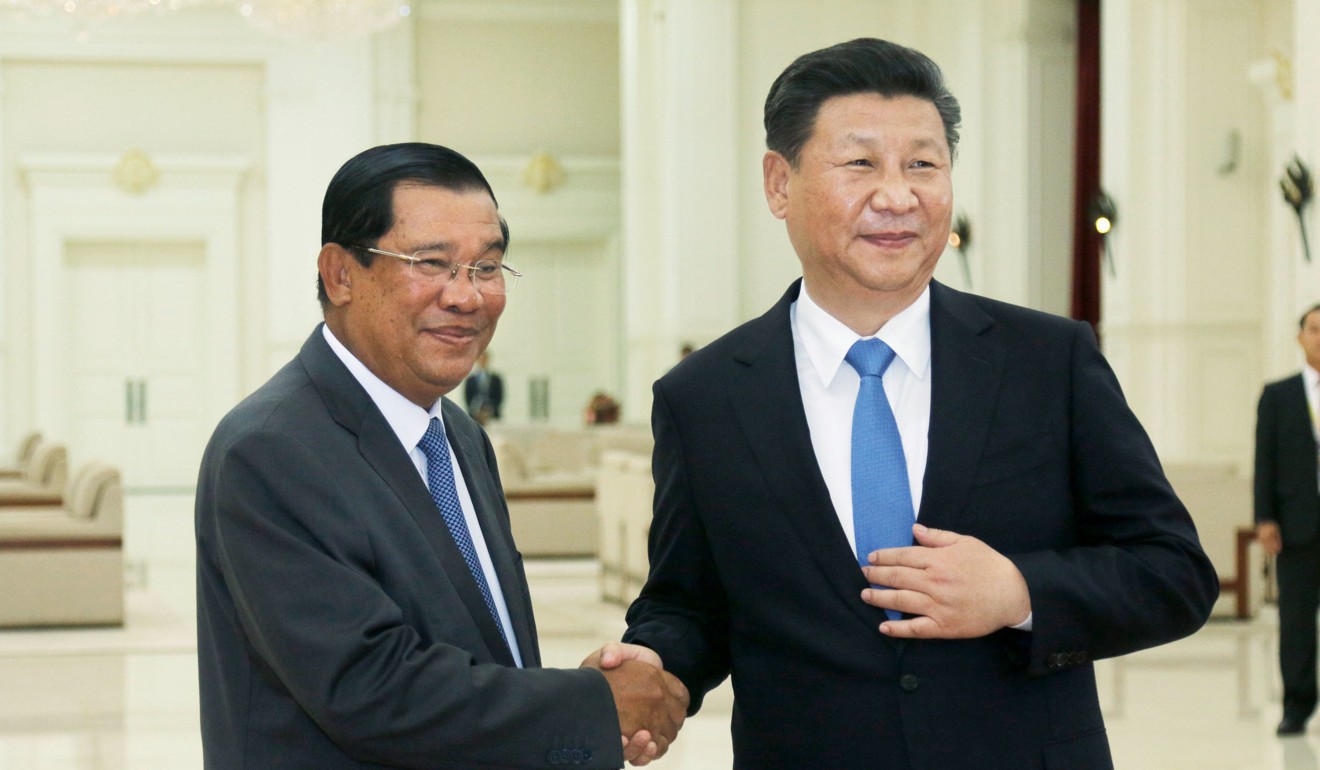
[64,239,211,489]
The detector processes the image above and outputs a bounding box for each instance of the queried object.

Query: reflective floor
[0,508,1315,769]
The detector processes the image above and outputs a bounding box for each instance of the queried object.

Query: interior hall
[0,0,1316,767]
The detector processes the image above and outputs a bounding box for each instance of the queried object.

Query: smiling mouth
[425,326,479,343]
[862,232,918,246]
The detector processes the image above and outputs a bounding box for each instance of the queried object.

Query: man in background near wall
[195,142,686,769]
[1256,303,1320,737]
[464,350,504,424]
[612,38,1218,769]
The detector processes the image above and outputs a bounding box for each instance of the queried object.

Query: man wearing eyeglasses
[195,143,686,770]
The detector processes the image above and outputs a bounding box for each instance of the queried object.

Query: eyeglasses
[353,246,522,294]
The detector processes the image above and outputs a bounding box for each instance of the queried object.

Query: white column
[620,0,740,418]
[264,40,378,373]
[977,0,1033,308]
[1290,0,1320,318]
[372,19,418,145]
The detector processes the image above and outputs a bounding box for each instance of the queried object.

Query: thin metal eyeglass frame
[352,245,523,293]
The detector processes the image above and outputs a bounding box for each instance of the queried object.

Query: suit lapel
[918,283,1005,529]
[729,282,893,633]
[444,398,541,667]
[299,327,518,666]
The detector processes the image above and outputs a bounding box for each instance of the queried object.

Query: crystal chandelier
[0,0,201,22]
[0,0,411,41]
[237,0,410,42]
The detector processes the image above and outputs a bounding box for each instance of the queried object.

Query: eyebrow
[407,238,507,256]
[839,133,947,154]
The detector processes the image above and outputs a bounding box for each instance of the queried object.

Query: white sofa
[489,425,652,558]
[0,461,125,627]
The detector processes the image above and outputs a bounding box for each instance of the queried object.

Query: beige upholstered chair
[0,461,125,627]
[1164,462,1262,619]
[492,435,598,557]
[0,441,68,505]
[487,425,654,559]
[0,431,42,479]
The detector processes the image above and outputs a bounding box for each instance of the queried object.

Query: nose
[437,269,484,311]
[868,171,919,214]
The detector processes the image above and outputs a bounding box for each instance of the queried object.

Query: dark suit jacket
[196,327,621,769]
[1255,373,1320,547]
[465,370,505,419]
[623,280,1217,770]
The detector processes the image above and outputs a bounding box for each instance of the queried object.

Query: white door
[65,239,211,490]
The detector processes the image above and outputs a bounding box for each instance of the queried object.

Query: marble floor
[0,519,1317,769]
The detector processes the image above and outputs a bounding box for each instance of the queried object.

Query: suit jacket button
[899,674,920,692]
[1047,653,1061,668]
[546,749,562,765]
[569,749,584,764]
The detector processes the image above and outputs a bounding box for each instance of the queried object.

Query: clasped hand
[860,523,1031,638]
[580,642,689,766]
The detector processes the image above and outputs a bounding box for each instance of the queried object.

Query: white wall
[1102,0,1299,470]
[0,0,1310,553]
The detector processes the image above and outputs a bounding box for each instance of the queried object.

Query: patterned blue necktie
[417,417,509,649]
[845,338,913,621]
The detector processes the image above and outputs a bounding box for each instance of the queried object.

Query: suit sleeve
[209,428,623,769]
[1009,321,1219,676]
[1254,386,1279,525]
[621,383,732,713]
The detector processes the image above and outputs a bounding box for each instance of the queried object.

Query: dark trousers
[1278,534,1320,719]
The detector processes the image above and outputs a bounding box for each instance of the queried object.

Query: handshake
[580,643,690,766]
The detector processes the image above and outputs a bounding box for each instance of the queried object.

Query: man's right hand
[596,660,689,763]
[1258,521,1283,555]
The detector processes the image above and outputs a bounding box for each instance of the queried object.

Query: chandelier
[237,0,410,42]
[0,0,202,22]
[0,0,411,41]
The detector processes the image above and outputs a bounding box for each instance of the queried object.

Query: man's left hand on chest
[861,523,1032,639]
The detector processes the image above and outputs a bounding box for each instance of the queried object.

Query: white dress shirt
[323,325,524,667]
[1305,366,1320,492]
[1304,366,1320,440]
[791,282,932,556]
[791,283,1034,631]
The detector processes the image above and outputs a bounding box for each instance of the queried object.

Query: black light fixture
[1281,155,1314,263]
[947,212,972,287]
[1087,190,1118,277]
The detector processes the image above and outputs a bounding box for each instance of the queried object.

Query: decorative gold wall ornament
[1270,48,1294,101]
[113,149,160,195]
[522,152,566,194]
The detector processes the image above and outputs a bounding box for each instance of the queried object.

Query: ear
[318,244,356,307]
[763,151,792,221]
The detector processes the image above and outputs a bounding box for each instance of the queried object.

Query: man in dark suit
[1256,304,1320,736]
[195,143,686,769]
[616,39,1217,769]
[464,351,504,423]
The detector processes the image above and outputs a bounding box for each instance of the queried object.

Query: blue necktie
[417,417,509,649]
[845,339,913,621]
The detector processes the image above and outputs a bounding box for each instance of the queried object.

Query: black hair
[764,37,962,167]
[1299,304,1320,328]
[316,142,509,304]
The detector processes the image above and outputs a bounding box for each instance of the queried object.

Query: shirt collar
[1305,365,1320,394]
[321,324,443,452]
[794,281,932,388]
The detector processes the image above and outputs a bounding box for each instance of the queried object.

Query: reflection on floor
[0,557,1315,768]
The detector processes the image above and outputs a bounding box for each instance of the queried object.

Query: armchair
[0,461,125,627]
[0,440,68,505]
